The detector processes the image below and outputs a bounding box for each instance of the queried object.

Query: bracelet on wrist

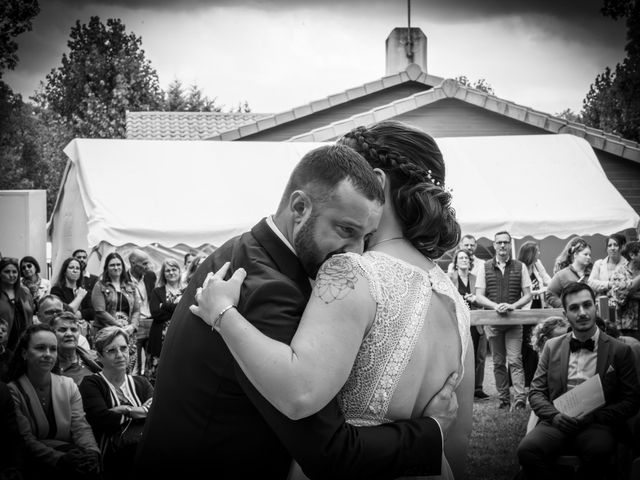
[213,304,237,331]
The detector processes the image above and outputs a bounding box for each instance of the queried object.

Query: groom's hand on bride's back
[422,372,459,436]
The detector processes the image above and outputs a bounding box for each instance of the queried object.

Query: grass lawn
[467,396,530,480]
[466,356,530,480]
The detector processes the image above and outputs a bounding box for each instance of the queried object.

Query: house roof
[285,77,640,165]
[208,63,444,141]
[200,64,639,165]
[125,111,268,140]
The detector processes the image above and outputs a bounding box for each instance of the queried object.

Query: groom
[136,145,457,479]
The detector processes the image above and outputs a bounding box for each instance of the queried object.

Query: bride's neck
[368,205,404,252]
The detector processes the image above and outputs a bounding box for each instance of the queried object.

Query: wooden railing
[470,296,612,326]
[470,309,564,326]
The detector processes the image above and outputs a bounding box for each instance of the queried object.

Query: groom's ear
[373,168,386,190]
[288,190,311,223]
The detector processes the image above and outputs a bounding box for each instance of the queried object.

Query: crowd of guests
[1,232,639,478]
[448,232,640,409]
[0,248,202,479]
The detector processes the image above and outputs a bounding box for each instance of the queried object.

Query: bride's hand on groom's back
[190,262,246,327]
[422,372,459,436]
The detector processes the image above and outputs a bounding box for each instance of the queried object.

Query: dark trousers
[470,326,487,391]
[522,324,539,388]
[517,420,616,480]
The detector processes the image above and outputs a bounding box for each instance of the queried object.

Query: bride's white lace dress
[289,251,471,480]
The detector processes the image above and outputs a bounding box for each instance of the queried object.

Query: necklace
[34,383,51,409]
[369,236,405,249]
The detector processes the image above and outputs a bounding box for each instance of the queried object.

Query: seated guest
[38,295,91,351]
[19,256,51,312]
[0,380,25,480]
[147,259,183,383]
[79,326,152,479]
[545,239,592,308]
[91,253,139,373]
[51,258,94,341]
[0,257,34,352]
[529,316,569,355]
[589,234,627,296]
[610,241,640,341]
[49,312,101,385]
[7,324,101,478]
[0,317,12,382]
[517,282,640,480]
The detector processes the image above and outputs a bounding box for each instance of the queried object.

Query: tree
[42,16,163,138]
[454,76,495,95]
[555,108,583,123]
[581,0,640,141]
[0,0,39,77]
[162,79,222,112]
[164,79,187,111]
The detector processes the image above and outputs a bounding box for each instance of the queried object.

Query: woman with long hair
[147,258,183,382]
[610,241,640,340]
[7,324,100,478]
[545,238,592,308]
[51,257,94,339]
[193,121,473,480]
[553,236,588,274]
[0,257,34,352]
[79,326,153,479]
[20,256,51,311]
[589,233,628,296]
[517,241,552,386]
[91,252,140,373]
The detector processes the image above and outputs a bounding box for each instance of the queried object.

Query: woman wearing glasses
[79,326,153,479]
[0,257,34,351]
[19,256,51,311]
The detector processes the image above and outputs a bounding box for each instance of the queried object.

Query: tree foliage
[555,108,583,123]
[0,0,39,77]
[581,0,640,141]
[162,79,222,112]
[42,16,163,138]
[1,78,72,215]
[454,76,495,95]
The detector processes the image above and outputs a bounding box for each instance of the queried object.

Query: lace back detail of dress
[337,252,471,427]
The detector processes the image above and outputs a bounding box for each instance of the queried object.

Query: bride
[192,121,474,480]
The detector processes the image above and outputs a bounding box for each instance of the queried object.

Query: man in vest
[475,231,532,410]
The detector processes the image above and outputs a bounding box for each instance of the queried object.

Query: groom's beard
[294,214,340,279]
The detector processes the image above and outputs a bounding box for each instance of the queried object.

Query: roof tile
[125,111,267,141]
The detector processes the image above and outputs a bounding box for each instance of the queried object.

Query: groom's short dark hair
[277,144,384,213]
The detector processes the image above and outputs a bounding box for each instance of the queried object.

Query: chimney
[385,27,427,75]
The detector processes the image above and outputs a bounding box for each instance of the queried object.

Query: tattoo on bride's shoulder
[314,256,358,304]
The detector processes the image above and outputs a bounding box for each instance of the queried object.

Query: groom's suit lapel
[251,218,312,298]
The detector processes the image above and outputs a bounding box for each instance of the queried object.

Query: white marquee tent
[48,134,639,277]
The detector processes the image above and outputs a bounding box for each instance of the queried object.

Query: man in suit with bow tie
[517,282,640,479]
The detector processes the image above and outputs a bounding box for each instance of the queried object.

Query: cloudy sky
[5,0,627,116]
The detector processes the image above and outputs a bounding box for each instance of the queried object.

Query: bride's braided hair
[339,121,460,259]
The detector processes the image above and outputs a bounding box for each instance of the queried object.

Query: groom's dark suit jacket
[136,218,443,479]
[529,330,640,429]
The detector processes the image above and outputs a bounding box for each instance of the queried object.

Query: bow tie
[569,338,595,352]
